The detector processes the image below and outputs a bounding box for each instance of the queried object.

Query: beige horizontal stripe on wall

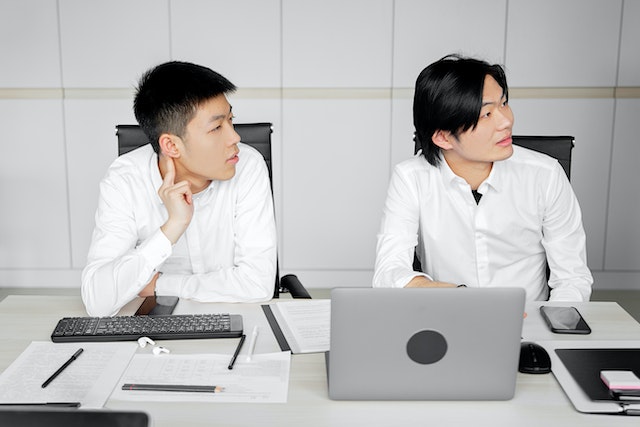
[0,87,639,100]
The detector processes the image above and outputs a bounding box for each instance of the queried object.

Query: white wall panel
[0,0,61,87]
[0,100,70,268]
[605,99,640,269]
[281,98,391,271]
[618,0,640,86]
[1,1,639,289]
[282,0,393,87]
[65,99,136,268]
[171,0,281,88]
[506,0,622,87]
[390,96,414,167]
[58,0,170,88]
[393,0,507,87]
[508,98,615,271]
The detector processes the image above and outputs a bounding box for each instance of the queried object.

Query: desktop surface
[1,295,640,427]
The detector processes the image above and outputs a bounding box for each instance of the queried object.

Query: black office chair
[115,123,311,299]
[412,135,575,273]
[511,135,574,180]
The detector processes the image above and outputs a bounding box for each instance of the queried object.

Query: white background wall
[0,0,638,290]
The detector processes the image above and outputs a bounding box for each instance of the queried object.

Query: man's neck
[443,154,493,191]
[158,156,211,194]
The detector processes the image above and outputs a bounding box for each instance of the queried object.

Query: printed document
[111,351,291,403]
[0,341,137,408]
[269,299,330,353]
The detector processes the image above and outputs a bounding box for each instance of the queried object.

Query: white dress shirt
[81,143,277,316]
[373,145,593,302]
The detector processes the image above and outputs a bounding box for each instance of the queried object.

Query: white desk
[1,295,640,427]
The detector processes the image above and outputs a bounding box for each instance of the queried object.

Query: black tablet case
[555,348,640,402]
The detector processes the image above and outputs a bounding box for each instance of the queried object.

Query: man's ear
[158,133,181,158]
[431,130,454,150]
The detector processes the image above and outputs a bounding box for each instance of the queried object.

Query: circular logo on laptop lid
[406,330,448,364]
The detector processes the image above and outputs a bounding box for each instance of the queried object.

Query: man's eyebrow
[481,92,507,107]
[208,105,233,123]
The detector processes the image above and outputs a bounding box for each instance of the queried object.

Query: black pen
[41,348,84,388]
[228,334,246,370]
[122,384,224,393]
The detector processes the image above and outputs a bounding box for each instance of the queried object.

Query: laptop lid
[328,287,525,400]
[0,409,149,427]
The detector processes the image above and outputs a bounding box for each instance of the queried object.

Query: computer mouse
[518,341,551,374]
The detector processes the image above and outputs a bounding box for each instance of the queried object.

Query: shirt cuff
[155,273,183,297]
[136,229,172,269]
[548,286,589,302]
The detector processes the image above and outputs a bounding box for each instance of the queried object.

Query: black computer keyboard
[50,313,243,343]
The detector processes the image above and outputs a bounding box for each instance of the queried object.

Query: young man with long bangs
[374,55,592,302]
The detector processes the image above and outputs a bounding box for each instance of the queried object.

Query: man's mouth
[497,136,512,147]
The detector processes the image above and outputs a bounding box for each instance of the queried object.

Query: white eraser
[600,370,640,390]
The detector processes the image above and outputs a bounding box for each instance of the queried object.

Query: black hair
[413,54,508,166]
[133,61,237,153]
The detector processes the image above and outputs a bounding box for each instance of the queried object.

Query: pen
[246,326,259,362]
[122,384,224,393]
[228,334,246,369]
[41,348,84,388]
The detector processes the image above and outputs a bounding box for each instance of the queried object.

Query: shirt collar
[483,159,504,193]
[438,152,467,189]
[437,151,504,194]
[149,152,163,205]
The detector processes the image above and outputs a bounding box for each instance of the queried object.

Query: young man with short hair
[373,55,592,301]
[82,61,276,316]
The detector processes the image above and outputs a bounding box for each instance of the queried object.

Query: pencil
[121,384,224,393]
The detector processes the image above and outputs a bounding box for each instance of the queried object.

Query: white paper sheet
[111,351,291,403]
[270,299,330,353]
[0,341,138,408]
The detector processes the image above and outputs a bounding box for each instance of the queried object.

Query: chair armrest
[280,274,312,299]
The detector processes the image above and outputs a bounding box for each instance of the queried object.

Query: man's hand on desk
[405,276,457,288]
[139,272,160,297]
[405,276,528,318]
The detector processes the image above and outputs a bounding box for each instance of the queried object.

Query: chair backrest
[413,134,574,180]
[115,122,281,297]
[511,135,574,180]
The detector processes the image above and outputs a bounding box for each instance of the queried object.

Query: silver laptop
[327,287,525,400]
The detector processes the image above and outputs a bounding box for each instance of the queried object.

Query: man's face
[175,95,240,187]
[442,74,514,166]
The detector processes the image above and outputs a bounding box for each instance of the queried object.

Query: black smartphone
[539,306,591,334]
[135,295,179,316]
